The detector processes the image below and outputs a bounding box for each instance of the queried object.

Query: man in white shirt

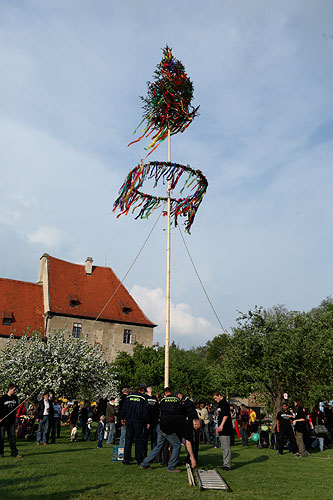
[36,392,51,445]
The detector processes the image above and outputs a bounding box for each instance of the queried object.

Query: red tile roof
[47,256,155,327]
[0,279,44,337]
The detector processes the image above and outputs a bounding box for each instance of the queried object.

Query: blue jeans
[119,425,126,448]
[312,437,324,452]
[37,416,49,444]
[240,427,248,446]
[202,423,211,444]
[107,422,115,445]
[141,425,181,471]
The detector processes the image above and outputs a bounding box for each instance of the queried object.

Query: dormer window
[121,302,132,315]
[2,311,13,326]
[69,294,80,307]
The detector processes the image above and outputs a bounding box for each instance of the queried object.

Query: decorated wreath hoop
[113,161,208,233]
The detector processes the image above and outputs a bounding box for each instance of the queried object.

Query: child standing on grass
[97,415,105,448]
[85,418,93,441]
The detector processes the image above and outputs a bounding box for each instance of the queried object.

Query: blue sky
[1,0,332,347]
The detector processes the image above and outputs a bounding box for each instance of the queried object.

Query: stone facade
[46,315,153,363]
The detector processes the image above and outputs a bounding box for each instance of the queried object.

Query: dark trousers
[160,439,170,465]
[124,421,145,464]
[230,428,235,446]
[143,422,158,456]
[46,417,53,443]
[0,423,19,457]
[278,426,296,454]
[51,418,60,444]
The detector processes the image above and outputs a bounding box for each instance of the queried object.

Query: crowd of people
[0,382,332,472]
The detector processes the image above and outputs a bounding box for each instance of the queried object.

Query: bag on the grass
[112,446,124,461]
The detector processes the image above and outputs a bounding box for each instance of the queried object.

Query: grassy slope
[0,428,332,500]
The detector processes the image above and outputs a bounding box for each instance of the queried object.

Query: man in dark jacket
[140,415,199,472]
[0,383,21,458]
[143,387,159,455]
[118,387,130,448]
[159,387,181,465]
[160,388,181,418]
[121,384,149,465]
[213,391,233,471]
[36,391,53,445]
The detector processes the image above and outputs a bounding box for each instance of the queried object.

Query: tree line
[111,298,333,414]
[0,298,332,417]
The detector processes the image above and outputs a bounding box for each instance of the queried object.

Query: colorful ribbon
[128,46,199,156]
[113,162,208,233]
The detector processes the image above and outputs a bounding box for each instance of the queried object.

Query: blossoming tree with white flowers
[0,331,118,400]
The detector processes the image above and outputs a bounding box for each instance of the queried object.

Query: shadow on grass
[197,449,270,470]
[0,473,58,499]
[231,453,269,470]
[0,473,109,500]
[25,446,90,457]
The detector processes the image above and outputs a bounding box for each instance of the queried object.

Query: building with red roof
[0,278,44,349]
[0,254,155,361]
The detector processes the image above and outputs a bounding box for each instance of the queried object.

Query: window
[123,329,132,344]
[72,323,82,338]
[121,302,132,315]
[69,294,80,307]
[2,311,13,326]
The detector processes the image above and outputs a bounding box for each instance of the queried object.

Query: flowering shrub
[0,330,118,400]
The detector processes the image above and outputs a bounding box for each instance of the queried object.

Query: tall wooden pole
[164,128,171,387]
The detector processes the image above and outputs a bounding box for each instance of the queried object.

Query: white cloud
[0,209,21,225]
[130,284,219,347]
[26,225,63,249]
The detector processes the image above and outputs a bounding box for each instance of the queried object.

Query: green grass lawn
[0,428,332,500]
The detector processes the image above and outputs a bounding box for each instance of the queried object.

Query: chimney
[85,257,93,275]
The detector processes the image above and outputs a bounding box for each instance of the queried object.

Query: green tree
[111,343,216,400]
[205,301,333,418]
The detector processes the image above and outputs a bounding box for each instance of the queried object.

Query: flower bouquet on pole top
[129,45,200,156]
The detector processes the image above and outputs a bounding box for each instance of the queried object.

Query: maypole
[165,128,171,386]
[113,46,207,386]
